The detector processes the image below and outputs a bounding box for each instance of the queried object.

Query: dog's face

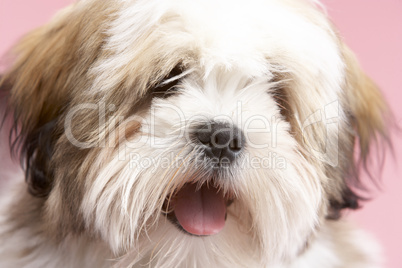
[1,0,388,266]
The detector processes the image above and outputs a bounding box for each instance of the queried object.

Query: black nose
[194,122,245,164]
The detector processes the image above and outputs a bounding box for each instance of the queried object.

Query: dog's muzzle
[163,122,242,236]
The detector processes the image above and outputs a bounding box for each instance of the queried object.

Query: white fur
[81,71,323,265]
[0,0,382,267]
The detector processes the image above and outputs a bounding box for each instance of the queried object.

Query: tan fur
[0,0,389,267]
[0,0,122,238]
[2,1,117,134]
[341,44,388,158]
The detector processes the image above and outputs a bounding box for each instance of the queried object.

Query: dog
[0,0,389,267]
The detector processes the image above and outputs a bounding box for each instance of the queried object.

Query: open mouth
[163,183,233,236]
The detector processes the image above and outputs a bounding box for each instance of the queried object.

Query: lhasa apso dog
[0,0,389,267]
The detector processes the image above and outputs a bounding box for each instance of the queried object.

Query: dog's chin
[163,181,234,237]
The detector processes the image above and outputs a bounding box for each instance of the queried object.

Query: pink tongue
[173,183,226,236]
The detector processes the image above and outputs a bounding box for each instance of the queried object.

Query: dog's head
[1,0,389,266]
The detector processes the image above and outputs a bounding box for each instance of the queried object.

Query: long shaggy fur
[0,0,389,267]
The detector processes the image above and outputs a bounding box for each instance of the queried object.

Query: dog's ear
[328,44,390,219]
[0,21,71,197]
[342,44,388,159]
[0,4,107,197]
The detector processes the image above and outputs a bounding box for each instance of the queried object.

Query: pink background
[0,0,401,267]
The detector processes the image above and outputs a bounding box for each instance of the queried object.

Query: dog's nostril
[194,122,245,163]
[229,138,242,152]
[196,130,211,145]
[213,134,219,146]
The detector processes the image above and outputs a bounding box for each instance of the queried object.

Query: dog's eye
[269,74,291,120]
[271,89,290,119]
[152,65,184,99]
